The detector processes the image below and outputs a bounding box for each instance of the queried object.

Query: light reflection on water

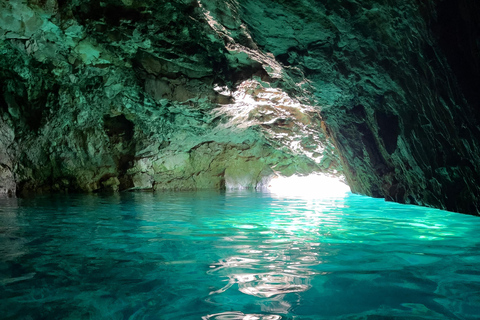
[205,197,340,314]
[0,191,480,320]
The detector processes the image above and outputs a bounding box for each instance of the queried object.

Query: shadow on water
[0,191,479,319]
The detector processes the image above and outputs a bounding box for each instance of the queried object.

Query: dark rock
[0,0,479,214]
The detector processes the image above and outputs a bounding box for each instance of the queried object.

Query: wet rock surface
[0,0,479,214]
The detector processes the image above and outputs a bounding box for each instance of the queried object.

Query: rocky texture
[235,0,480,214]
[0,0,479,214]
[0,0,340,196]
[0,116,15,196]
[427,0,480,122]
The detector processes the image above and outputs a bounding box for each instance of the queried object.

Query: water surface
[1,191,479,319]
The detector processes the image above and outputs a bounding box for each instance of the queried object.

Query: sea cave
[1,0,480,319]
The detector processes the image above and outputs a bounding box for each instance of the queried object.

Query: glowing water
[1,191,479,319]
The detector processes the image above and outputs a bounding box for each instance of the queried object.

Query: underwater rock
[0,0,479,214]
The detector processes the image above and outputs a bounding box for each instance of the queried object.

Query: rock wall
[234,0,479,214]
[0,0,479,214]
[0,0,341,195]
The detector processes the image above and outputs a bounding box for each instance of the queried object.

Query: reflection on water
[202,193,349,318]
[0,196,35,286]
[206,200,340,315]
[203,311,282,320]
[1,191,480,320]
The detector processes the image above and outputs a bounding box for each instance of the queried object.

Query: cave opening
[1,0,480,318]
[267,173,350,197]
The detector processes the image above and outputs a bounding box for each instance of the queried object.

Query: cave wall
[0,0,341,195]
[0,0,479,214]
[234,0,479,214]
[429,0,480,121]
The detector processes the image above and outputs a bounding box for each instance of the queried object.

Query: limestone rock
[0,117,15,196]
[0,0,479,214]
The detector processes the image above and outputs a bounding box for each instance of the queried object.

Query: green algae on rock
[0,0,479,214]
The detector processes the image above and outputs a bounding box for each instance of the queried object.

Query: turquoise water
[1,191,479,320]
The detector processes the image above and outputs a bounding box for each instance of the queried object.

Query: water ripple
[1,191,479,319]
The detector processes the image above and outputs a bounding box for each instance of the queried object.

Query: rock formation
[0,0,479,214]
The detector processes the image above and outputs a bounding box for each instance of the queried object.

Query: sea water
[1,191,479,320]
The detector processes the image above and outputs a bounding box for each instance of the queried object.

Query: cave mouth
[267,173,351,197]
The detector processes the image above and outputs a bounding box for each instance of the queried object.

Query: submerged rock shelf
[0,0,479,214]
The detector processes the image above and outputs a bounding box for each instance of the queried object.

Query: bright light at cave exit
[268,174,351,197]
